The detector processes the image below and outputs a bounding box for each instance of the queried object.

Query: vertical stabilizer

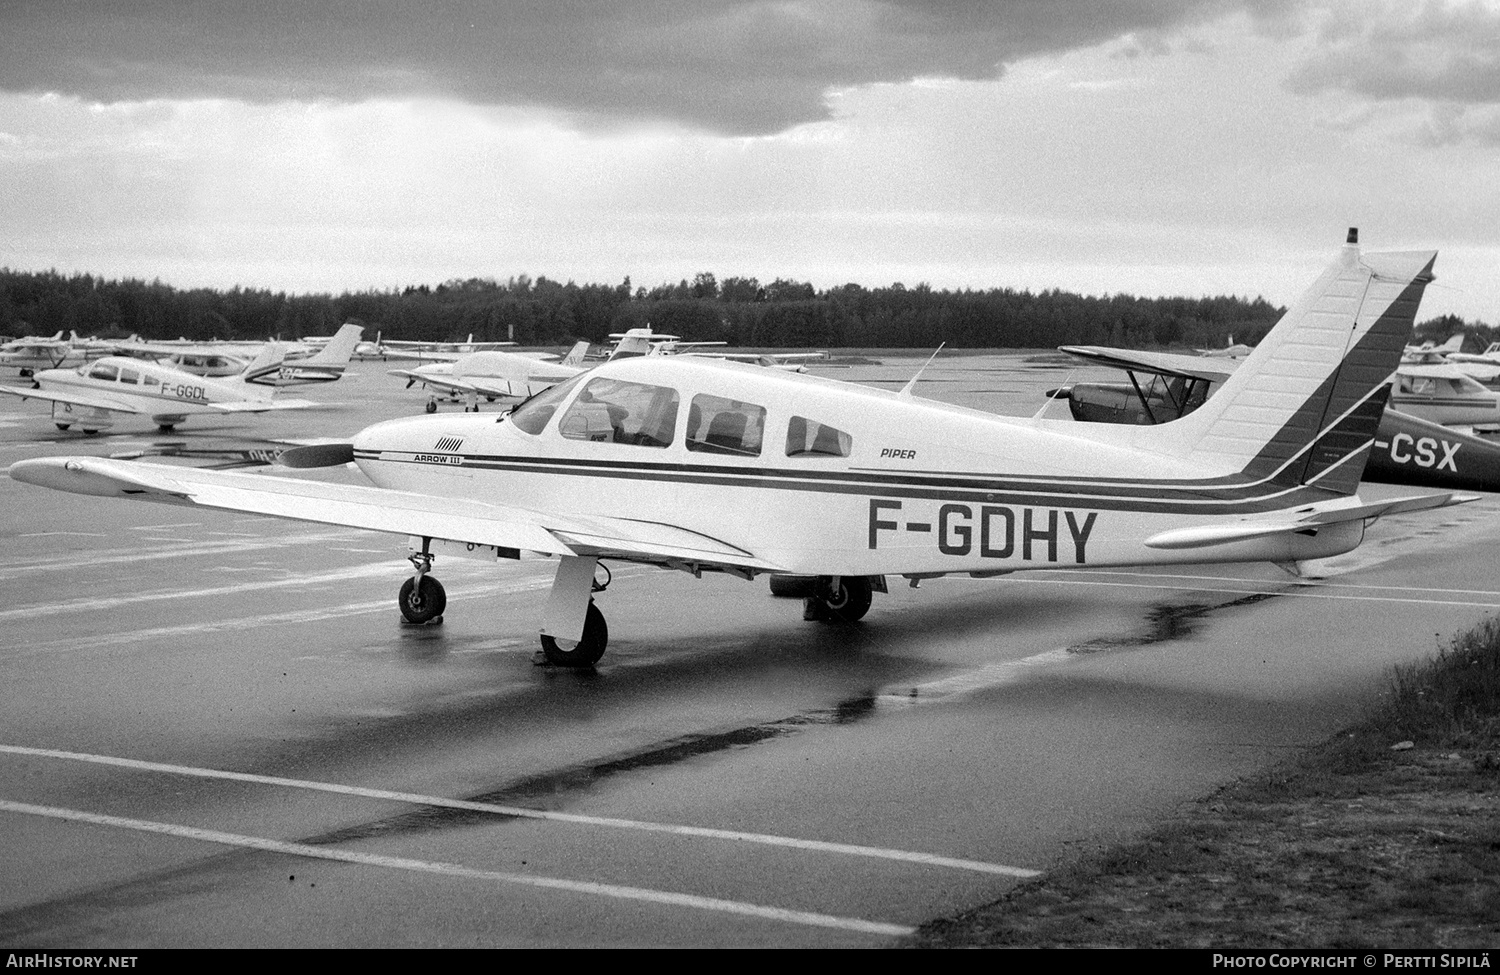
[1152,231,1436,495]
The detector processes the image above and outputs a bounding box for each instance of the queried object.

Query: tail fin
[560,340,590,367]
[1152,230,1436,496]
[300,322,362,368]
[231,343,287,398]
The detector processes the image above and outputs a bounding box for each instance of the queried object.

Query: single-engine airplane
[390,341,591,412]
[8,231,1473,668]
[0,344,318,433]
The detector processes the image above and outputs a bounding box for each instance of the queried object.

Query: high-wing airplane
[8,232,1472,669]
[0,344,318,433]
[390,341,591,412]
[0,331,100,376]
[240,323,364,385]
[375,333,518,359]
[1051,345,1500,492]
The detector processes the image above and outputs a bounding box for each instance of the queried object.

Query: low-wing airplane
[1051,345,1500,492]
[390,341,591,412]
[0,344,318,433]
[1195,336,1254,358]
[1403,333,1465,361]
[8,232,1472,669]
[107,323,363,385]
[1441,340,1500,384]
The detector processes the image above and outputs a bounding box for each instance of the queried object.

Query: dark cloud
[3,0,1272,135]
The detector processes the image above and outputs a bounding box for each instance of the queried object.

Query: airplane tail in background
[299,323,363,368]
[560,340,590,367]
[231,344,288,399]
[1148,230,1437,497]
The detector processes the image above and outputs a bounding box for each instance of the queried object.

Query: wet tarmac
[2,353,1499,947]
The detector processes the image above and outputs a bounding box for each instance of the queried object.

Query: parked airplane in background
[1051,346,1500,492]
[1402,333,1465,362]
[0,344,317,433]
[1195,336,1254,358]
[391,341,591,412]
[9,232,1471,668]
[607,328,828,372]
[1442,340,1500,384]
[241,323,364,385]
[1389,362,1500,429]
[0,331,101,376]
[376,334,517,359]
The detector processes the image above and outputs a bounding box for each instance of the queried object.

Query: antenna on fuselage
[897,344,945,399]
[1031,367,1076,420]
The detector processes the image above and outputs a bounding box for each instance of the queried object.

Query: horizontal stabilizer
[1144,490,1476,550]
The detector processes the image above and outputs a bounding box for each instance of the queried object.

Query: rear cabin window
[786,417,851,458]
[142,373,160,387]
[686,394,766,457]
[559,378,679,447]
[119,368,140,385]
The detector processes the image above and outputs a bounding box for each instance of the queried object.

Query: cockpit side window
[119,368,140,385]
[506,372,588,435]
[559,378,679,447]
[686,394,766,457]
[88,363,119,382]
[786,416,851,458]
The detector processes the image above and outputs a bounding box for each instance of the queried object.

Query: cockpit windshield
[505,372,589,435]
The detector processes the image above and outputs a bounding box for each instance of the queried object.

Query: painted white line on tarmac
[0,744,1038,879]
[0,563,406,622]
[1026,568,1500,598]
[967,575,1500,609]
[0,798,912,938]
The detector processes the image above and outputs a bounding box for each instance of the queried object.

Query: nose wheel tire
[398,574,447,624]
[539,601,608,667]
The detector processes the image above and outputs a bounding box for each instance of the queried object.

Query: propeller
[277,441,355,468]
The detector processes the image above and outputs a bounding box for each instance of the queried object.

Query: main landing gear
[399,548,446,624]
[801,575,874,623]
[537,559,611,667]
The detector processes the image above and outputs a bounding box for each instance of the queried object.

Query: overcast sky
[2,1,1498,323]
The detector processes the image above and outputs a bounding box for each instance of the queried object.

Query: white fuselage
[349,357,1364,578]
[36,356,273,418]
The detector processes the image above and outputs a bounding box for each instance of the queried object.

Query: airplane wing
[6,457,786,573]
[0,384,142,414]
[1059,345,1238,383]
[1143,492,1478,550]
[207,398,319,413]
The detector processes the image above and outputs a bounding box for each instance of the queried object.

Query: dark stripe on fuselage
[353,450,1341,516]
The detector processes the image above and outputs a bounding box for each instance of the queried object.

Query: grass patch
[903,616,1500,948]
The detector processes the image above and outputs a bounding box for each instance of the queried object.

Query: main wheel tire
[540,601,608,667]
[817,576,873,622]
[424,400,438,414]
[55,423,71,431]
[398,575,447,624]
[768,573,818,598]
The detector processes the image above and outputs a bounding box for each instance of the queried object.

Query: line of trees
[3,267,1484,351]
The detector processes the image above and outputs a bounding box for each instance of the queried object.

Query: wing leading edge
[5,457,783,573]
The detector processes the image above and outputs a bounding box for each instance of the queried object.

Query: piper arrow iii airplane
[0,344,318,433]
[7,232,1474,667]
